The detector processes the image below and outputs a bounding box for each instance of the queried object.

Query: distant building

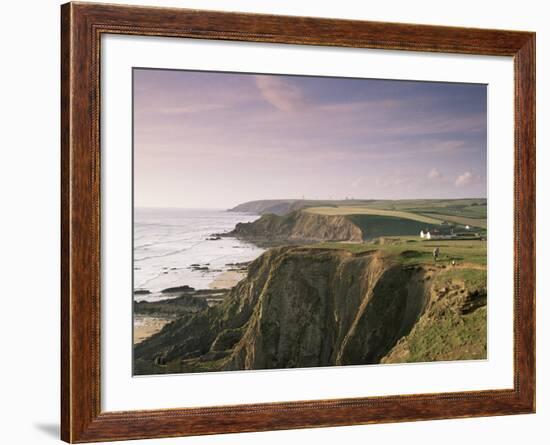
[418,222,482,241]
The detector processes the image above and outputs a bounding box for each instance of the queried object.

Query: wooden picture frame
[61,2,535,442]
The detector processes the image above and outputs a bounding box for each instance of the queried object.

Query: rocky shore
[134,245,487,374]
[133,262,251,344]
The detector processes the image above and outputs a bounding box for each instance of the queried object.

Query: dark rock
[134,247,430,374]
[210,328,243,351]
[160,285,195,294]
[154,355,167,366]
[134,293,208,316]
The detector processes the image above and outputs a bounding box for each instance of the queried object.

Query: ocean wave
[134,240,207,262]
[133,209,264,292]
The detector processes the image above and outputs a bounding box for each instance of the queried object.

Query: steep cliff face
[229,211,363,245]
[381,266,487,363]
[134,247,430,375]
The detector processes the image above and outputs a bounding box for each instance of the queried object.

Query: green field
[418,213,486,229]
[314,237,487,267]
[317,235,487,363]
[305,206,442,224]
[304,198,487,231]
[348,215,439,240]
[357,198,486,215]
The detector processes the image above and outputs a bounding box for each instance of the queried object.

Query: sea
[133,208,264,302]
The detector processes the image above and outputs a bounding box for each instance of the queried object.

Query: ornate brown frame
[61,2,536,442]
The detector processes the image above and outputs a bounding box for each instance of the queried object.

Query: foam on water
[134,208,263,301]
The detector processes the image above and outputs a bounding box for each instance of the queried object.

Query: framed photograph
[61,2,535,442]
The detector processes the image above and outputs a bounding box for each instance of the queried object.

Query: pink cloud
[454,171,480,187]
[254,76,307,112]
[428,168,443,179]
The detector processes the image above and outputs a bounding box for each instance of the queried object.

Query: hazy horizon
[134,69,487,208]
[134,196,488,211]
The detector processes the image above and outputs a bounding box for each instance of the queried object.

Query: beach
[134,269,248,344]
[133,208,264,301]
[209,270,246,289]
[133,315,172,344]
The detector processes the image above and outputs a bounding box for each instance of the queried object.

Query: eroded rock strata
[134,246,450,375]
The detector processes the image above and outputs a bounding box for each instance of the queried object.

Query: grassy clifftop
[228,210,363,245]
[228,199,376,215]
[229,198,486,225]
[134,199,487,374]
[134,244,486,375]
[382,267,487,363]
[228,199,486,245]
[229,210,442,244]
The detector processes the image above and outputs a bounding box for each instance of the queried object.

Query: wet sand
[133,316,171,344]
[134,271,246,344]
[209,270,246,289]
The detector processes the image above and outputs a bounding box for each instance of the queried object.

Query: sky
[134,68,487,209]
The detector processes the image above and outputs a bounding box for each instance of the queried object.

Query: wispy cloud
[254,76,307,112]
[134,69,487,207]
[386,114,486,137]
[154,104,226,115]
[428,168,443,179]
[454,171,480,187]
[319,98,403,114]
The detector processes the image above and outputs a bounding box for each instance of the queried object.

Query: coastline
[134,271,247,345]
[135,242,488,374]
[209,270,246,289]
[134,208,263,294]
[133,315,172,345]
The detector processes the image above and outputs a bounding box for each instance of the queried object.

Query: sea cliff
[226,210,440,245]
[135,247,486,374]
[227,211,363,245]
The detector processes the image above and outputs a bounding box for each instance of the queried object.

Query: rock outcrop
[228,211,363,246]
[134,294,209,317]
[134,246,430,375]
[381,267,487,363]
